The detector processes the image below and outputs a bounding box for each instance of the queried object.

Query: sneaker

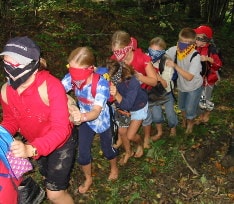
[18,177,45,204]
[199,95,207,109]
[206,100,214,111]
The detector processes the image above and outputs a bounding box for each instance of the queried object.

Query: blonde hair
[111,30,131,50]
[67,47,95,67]
[179,27,196,42]
[149,37,167,50]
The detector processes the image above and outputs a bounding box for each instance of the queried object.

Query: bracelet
[32,146,38,157]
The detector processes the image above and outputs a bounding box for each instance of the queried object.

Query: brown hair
[38,58,47,70]
[179,27,196,42]
[111,30,131,50]
[149,37,167,50]
[67,47,95,67]
[106,59,135,81]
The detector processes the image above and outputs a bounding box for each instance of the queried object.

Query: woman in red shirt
[0,36,76,204]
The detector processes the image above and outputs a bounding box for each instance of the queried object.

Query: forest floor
[0,3,234,203]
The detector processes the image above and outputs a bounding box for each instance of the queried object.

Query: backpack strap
[190,51,199,62]
[91,73,101,98]
[0,173,11,178]
[174,50,177,64]
[158,55,167,74]
[208,44,217,56]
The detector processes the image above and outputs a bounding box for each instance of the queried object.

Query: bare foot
[119,152,134,165]
[134,145,144,158]
[203,112,210,123]
[185,128,192,134]
[185,126,193,134]
[182,119,186,128]
[143,138,150,149]
[78,178,92,194]
[151,133,162,141]
[195,118,202,125]
[194,116,204,125]
[108,168,119,181]
[170,127,176,136]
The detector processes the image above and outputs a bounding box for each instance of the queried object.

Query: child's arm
[80,105,102,123]
[166,59,194,81]
[156,72,167,88]
[136,62,158,87]
[67,94,82,125]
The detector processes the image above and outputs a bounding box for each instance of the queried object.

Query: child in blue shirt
[61,47,118,194]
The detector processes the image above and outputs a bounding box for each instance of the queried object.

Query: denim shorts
[178,86,202,120]
[142,92,178,128]
[130,103,148,121]
[37,127,78,191]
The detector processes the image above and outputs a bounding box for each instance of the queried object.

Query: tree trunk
[206,0,230,26]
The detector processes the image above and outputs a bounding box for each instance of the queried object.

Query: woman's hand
[10,140,33,158]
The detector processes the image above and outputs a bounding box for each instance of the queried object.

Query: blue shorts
[142,92,178,127]
[130,103,148,121]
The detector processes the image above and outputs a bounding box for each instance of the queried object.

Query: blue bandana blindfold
[148,48,165,63]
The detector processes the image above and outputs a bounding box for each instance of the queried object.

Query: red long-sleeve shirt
[196,44,222,85]
[1,70,72,158]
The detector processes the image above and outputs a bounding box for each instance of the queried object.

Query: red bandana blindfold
[113,37,137,61]
[69,66,94,89]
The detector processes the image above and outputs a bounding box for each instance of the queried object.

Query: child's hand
[71,109,82,125]
[200,55,207,61]
[110,83,118,96]
[201,55,213,63]
[166,59,175,68]
[134,71,143,83]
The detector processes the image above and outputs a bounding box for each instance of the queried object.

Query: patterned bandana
[4,60,39,89]
[69,66,94,89]
[177,41,191,51]
[113,38,134,61]
[148,48,165,63]
[177,43,196,61]
[111,63,122,85]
